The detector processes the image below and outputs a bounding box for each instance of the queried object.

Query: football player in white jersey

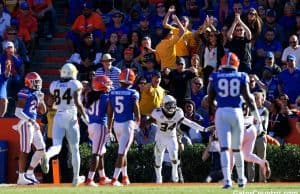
[41,63,89,186]
[235,103,271,180]
[151,95,205,183]
[207,53,262,188]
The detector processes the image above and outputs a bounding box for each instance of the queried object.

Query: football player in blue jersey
[13,72,46,185]
[107,68,141,186]
[207,52,262,189]
[85,75,112,186]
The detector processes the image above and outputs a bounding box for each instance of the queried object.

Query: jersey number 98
[218,78,240,97]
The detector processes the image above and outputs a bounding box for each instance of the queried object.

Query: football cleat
[99,176,111,185]
[237,178,247,188]
[25,173,40,184]
[17,175,34,185]
[222,180,232,189]
[122,176,130,185]
[72,176,86,187]
[264,160,271,179]
[110,178,123,187]
[85,178,98,187]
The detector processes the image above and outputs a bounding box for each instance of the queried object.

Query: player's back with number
[50,79,82,112]
[87,94,108,124]
[210,70,248,108]
[109,87,139,122]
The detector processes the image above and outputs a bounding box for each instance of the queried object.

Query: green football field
[0,183,300,194]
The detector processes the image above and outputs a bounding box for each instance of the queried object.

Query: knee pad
[69,143,79,153]
[52,145,62,155]
[169,151,178,161]
[35,150,45,158]
[154,146,163,166]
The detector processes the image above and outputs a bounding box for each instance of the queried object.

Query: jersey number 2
[218,78,240,97]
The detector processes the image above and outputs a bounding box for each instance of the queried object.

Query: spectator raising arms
[227,12,252,73]
[162,12,196,66]
[155,5,185,70]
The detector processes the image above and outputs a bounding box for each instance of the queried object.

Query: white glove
[31,120,40,131]
[33,91,44,103]
[205,125,215,132]
[106,132,116,143]
[12,120,25,131]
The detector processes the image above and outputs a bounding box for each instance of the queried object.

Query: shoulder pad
[71,80,83,90]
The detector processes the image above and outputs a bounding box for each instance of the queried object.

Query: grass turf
[0,183,300,194]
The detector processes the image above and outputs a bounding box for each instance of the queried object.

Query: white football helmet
[60,63,78,79]
[162,95,177,114]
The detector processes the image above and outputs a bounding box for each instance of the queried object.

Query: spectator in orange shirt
[66,1,106,52]
[17,1,37,56]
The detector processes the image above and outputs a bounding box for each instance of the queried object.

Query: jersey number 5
[53,88,72,105]
[218,78,240,97]
[115,96,124,113]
